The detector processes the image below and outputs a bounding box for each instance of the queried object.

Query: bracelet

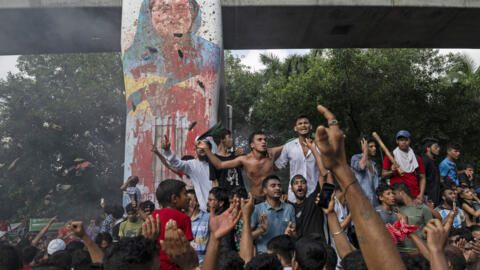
[332,230,344,236]
[343,181,356,196]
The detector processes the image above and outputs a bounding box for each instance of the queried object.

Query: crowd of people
[1,105,480,270]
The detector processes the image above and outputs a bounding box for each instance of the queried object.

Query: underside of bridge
[1,0,480,55]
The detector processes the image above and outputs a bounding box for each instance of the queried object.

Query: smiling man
[250,175,296,254]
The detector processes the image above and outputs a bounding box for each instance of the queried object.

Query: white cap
[47,239,66,255]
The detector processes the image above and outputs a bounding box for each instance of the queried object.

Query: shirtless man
[198,131,283,202]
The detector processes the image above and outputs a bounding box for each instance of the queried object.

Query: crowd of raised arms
[2,105,480,270]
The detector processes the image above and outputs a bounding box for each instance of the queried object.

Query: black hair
[231,186,248,199]
[71,249,91,270]
[103,236,158,270]
[324,244,338,270]
[48,250,72,270]
[400,253,429,270]
[447,142,462,151]
[422,137,439,151]
[0,244,21,270]
[359,135,376,147]
[440,184,454,199]
[245,253,282,270]
[376,183,393,201]
[262,175,281,189]
[111,205,125,220]
[444,247,466,270]
[213,128,232,145]
[392,182,411,197]
[95,232,113,248]
[295,114,310,124]
[249,131,265,145]
[186,189,196,196]
[128,176,139,187]
[341,250,367,270]
[139,200,155,212]
[469,224,480,233]
[181,155,195,161]
[267,235,294,264]
[156,179,186,207]
[294,236,327,270]
[22,245,39,265]
[463,163,474,170]
[218,250,244,270]
[209,187,231,214]
[65,241,85,254]
[126,203,136,214]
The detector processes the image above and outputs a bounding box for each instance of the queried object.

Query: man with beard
[200,131,283,203]
[153,136,212,211]
[351,136,380,206]
[290,174,327,242]
[375,184,398,224]
[421,137,442,206]
[392,182,432,253]
[251,175,296,254]
[275,114,324,203]
[434,186,465,229]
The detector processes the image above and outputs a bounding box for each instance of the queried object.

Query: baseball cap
[47,239,66,255]
[396,130,411,139]
[290,174,306,186]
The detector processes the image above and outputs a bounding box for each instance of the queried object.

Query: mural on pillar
[121,0,222,203]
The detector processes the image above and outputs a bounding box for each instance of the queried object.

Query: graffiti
[121,0,223,203]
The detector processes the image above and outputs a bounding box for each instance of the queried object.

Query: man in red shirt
[382,130,426,205]
[151,179,193,270]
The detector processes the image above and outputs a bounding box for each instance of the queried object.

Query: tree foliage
[0,53,125,221]
[226,49,480,169]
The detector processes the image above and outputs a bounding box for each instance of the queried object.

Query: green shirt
[398,204,433,252]
[118,219,143,238]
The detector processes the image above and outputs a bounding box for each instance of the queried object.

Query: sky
[1,49,480,79]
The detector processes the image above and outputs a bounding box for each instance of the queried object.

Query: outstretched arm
[151,145,182,175]
[304,138,329,186]
[322,195,355,259]
[32,216,56,247]
[239,194,255,264]
[269,145,284,159]
[71,221,104,263]
[198,141,243,170]
[314,105,405,270]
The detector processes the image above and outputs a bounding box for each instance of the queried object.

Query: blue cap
[396,130,411,139]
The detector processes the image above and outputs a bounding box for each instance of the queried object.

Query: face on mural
[150,0,194,38]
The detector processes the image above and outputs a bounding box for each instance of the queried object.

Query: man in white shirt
[152,136,212,212]
[275,114,324,203]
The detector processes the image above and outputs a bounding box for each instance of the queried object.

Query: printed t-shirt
[383,155,425,198]
[439,158,459,186]
[152,208,193,270]
[209,153,244,189]
[118,219,143,238]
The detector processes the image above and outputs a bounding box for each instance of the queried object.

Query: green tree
[0,53,125,221]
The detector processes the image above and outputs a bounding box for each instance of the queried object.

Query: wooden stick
[372,132,404,175]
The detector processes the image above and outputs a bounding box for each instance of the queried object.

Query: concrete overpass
[1,0,480,55]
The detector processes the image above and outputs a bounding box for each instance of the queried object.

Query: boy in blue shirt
[439,142,462,186]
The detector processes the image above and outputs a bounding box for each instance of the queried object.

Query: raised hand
[71,221,86,239]
[210,198,241,240]
[234,148,244,157]
[160,219,199,269]
[241,193,254,220]
[423,219,448,252]
[259,213,269,233]
[314,105,347,171]
[142,214,161,240]
[320,193,335,214]
[361,138,368,155]
[151,144,159,153]
[161,135,171,151]
[48,216,57,224]
[303,137,316,151]
[196,140,209,151]
[284,222,296,237]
